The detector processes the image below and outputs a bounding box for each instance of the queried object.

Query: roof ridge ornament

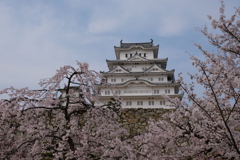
[150,38,153,47]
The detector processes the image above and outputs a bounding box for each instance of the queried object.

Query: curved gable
[145,64,167,72]
[108,65,129,73]
[127,54,148,61]
[121,79,156,87]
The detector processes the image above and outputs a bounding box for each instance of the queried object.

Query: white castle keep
[96,40,183,108]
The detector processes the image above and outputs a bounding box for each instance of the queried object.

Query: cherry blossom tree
[0,62,134,160]
[2,1,240,160]
[134,1,240,159]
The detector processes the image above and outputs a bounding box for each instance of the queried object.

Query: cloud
[0,0,239,93]
[157,15,187,37]
[81,0,239,36]
[87,18,119,34]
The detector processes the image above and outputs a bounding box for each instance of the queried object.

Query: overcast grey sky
[0,0,239,92]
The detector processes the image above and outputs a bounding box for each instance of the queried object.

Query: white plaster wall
[95,98,175,109]
[118,76,135,82]
[100,85,176,96]
[159,87,175,94]
[141,75,168,83]
[107,75,170,83]
[119,49,153,60]
[121,100,174,109]
[107,76,136,83]
[118,64,165,73]
[122,64,152,72]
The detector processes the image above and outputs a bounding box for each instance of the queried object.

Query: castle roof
[96,79,180,89]
[101,69,175,76]
[106,58,168,70]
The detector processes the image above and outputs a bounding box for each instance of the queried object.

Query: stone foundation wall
[117,108,174,136]
[78,108,174,137]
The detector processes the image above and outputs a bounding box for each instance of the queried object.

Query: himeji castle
[96,40,183,108]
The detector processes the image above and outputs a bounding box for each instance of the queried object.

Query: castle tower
[96,40,183,108]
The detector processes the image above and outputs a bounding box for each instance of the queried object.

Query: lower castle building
[96,40,183,108]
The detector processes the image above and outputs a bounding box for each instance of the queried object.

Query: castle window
[116,69,121,72]
[139,53,141,56]
[126,101,132,106]
[142,67,148,71]
[115,91,121,95]
[160,101,165,105]
[144,53,146,57]
[148,78,153,81]
[130,54,132,57]
[165,89,170,94]
[105,91,110,95]
[125,54,128,58]
[154,90,159,94]
[137,101,143,106]
[148,101,154,105]
[111,79,116,82]
[159,77,164,81]
[121,79,124,82]
[127,68,132,71]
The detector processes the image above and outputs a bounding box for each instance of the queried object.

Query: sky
[0,0,239,94]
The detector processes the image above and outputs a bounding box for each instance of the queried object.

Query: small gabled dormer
[127,53,148,61]
[145,64,166,73]
[108,65,129,74]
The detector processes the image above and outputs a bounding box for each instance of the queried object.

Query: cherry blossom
[0,62,133,159]
[134,1,240,159]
